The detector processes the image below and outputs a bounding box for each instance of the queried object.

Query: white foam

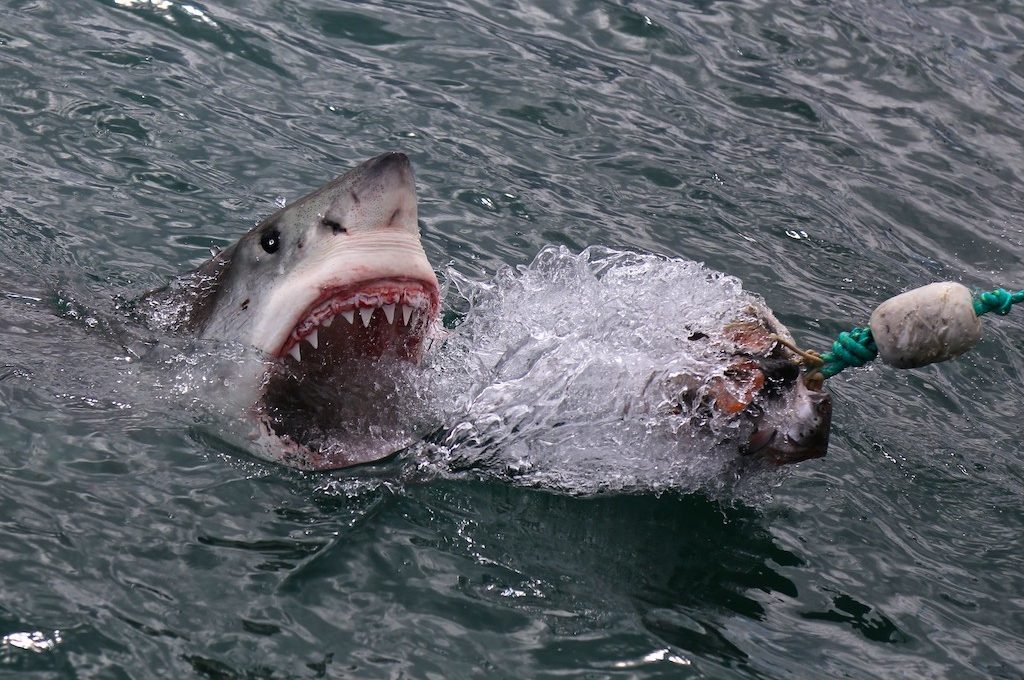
[420,245,787,499]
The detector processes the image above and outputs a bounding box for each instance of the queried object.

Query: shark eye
[260,229,281,254]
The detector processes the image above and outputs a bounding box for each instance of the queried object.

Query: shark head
[192,151,439,361]
[163,152,441,469]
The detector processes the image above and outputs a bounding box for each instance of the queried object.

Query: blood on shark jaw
[236,225,441,362]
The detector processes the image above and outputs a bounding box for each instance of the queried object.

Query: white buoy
[868,282,982,369]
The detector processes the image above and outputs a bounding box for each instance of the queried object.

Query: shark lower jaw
[251,409,420,471]
[248,275,441,471]
[253,348,432,471]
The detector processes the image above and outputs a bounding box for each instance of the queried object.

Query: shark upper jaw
[243,231,441,364]
[275,276,441,363]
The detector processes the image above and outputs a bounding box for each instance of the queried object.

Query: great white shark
[146,152,831,471]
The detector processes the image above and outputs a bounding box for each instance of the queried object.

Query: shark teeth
[283,287,436,358]
[359,307,374,327]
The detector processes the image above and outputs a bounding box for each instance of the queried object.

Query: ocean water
[2,0,1023,676]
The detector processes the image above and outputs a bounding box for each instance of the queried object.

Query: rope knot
[819,326,878,378]
[973,288,1015,316]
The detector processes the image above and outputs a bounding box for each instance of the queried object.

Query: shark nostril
[322,218,346,234]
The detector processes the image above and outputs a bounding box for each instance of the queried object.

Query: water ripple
[1,0,1023,675]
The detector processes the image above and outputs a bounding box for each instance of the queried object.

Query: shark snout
[320,152,419,236]
[349,152,415,205]
[361,151,413,181]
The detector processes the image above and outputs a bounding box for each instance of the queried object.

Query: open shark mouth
[255,277,441,470]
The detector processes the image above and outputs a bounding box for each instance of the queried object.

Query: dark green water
[2,0,1024,676]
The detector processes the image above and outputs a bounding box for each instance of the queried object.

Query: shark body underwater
[147,152,832,472]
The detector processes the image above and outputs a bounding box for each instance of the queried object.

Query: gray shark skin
[148,152,441,470]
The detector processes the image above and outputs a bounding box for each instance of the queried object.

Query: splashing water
[135,245,795,500]
[418,246,790,499]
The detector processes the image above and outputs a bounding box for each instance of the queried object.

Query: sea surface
[2,0,1024,677]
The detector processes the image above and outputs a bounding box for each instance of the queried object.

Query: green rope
[973,288,1024,316]
[818,326,877,378]
[811,287,1023,379]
